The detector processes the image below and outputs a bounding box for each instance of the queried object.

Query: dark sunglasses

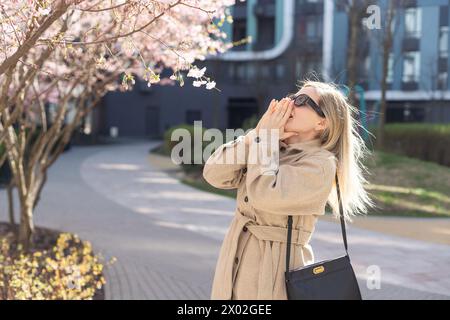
[288,93,325,118]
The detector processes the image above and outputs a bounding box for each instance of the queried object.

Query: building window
[236,63,246,81]
[256,17,275,50]
[358,55,371,87]
[438,72,448,90]
[295,59,304,78]
[228,63,235,80]
[276,62,286,80]
[404,7,422,39]
[296,18,306,41]
[232,19,247,51]
[363,55,370,77]
[306,59,321,75]
[257,64,271,79]
[298,0,322,5]
[439,26,449,58]
[402,52,420,83]
[186,110,202,125]
[440,5,448,26]
[247,63,256,80]
[387,53,394,83]
[306,15,323,41]
[255,0,275,50]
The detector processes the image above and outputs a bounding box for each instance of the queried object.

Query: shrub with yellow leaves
[0,232,114,300]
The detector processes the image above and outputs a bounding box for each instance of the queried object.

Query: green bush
[162,121,260,174]
[369,123,450,167]
[242,114,258,131]
[163,124,210,173]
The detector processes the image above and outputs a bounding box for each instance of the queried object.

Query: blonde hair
[294,80,375,222]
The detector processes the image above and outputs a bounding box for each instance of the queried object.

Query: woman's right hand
[256,99,278,132]
[245,98,297,145]
[256,98,297,140]
[244,99,278,145]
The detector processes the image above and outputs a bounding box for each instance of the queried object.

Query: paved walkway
[1,141,449,299]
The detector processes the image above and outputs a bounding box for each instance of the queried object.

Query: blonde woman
[203,80,374,300]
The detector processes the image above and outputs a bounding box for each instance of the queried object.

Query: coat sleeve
[202,129,255,189]
[245,138,336,215]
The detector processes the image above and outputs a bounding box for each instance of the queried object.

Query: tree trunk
[7,182,15,226]
[376,2,395,150]
[347,5,359,106]
[18,201,34,251]
[377,85,387,149]
[378,45,390,149]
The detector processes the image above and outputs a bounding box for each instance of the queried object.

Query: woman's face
[284,86,327,135]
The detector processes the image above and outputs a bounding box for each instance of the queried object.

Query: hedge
[369,123,450,167]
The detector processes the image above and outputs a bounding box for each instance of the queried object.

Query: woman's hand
[256,98,298,141]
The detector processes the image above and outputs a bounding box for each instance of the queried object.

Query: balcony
[402,81,419,91]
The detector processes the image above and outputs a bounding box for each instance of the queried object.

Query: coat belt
[247,224,312,246]
[219,211,313,300]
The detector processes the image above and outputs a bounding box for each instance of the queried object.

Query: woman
[203,80,374,300]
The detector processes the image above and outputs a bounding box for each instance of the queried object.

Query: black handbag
[284,172,362,300]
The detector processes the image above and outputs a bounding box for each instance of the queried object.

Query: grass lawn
[151,145,450,218]
[362,151,450,218]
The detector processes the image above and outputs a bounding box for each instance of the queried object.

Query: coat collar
[279,137,322,152]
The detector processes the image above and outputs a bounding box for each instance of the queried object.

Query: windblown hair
[294,80,375,222]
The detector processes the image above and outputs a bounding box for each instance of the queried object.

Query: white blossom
[187,67,206,78]
[206,81,216,90]
[38,7,51,16]
[193,80,207,87]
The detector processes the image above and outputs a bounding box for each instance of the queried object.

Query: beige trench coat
[203,129,337,300]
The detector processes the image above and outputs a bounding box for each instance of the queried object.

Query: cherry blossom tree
[0,0,242,249]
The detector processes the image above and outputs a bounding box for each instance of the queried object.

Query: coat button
[255,136,261,143]
[235,257,239,264]
[242,167,247,174]
[244,196,248,202]
[243,226,248,232]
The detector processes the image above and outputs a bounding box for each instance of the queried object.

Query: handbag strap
[286,172,348,273]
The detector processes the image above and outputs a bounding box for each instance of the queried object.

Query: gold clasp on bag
[313,265,325,274]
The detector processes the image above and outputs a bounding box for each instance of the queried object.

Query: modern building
[339,0,450,123]
[95,0,450,139]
